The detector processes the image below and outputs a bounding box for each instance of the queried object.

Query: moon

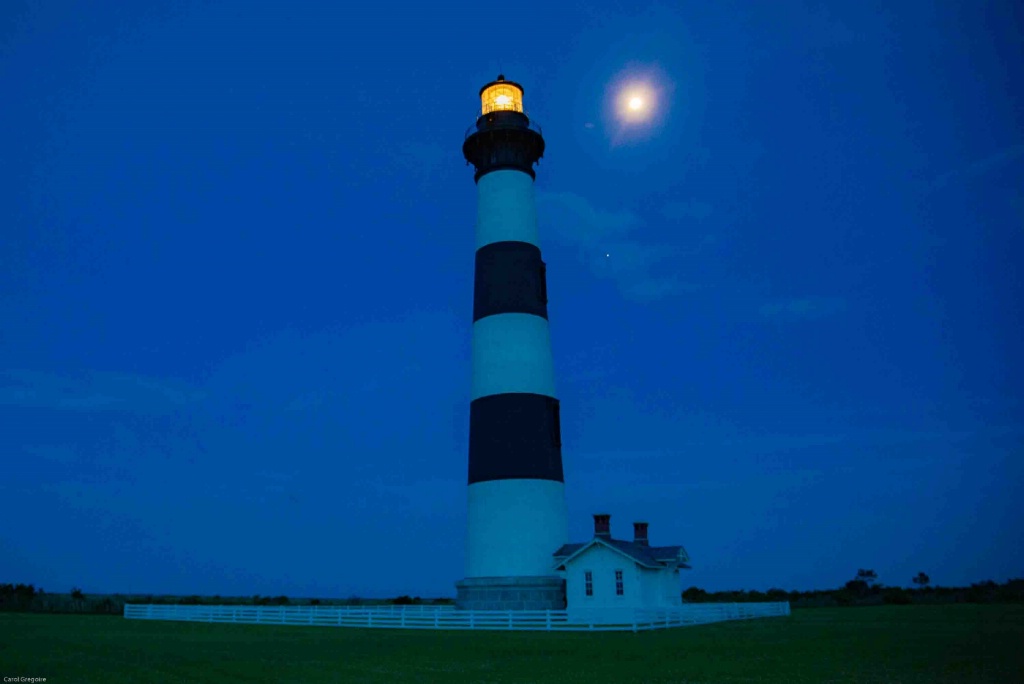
[617,84,656,123]
[604,64,672,144]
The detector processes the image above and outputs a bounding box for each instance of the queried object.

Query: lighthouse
[455,76,569,611]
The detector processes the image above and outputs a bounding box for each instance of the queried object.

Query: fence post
[434,612,439,628]
[401,610,406,628]
[508,611,513,629]
[546,611,551,631]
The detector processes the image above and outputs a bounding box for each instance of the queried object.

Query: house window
[615,569,624,596]
[584,571,593,597]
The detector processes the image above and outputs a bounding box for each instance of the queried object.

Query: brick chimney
[633,521,649,546]
[593,513,611,539]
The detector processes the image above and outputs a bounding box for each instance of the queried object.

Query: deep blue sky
[2,1,1022,598]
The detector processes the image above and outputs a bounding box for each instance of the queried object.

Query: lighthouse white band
[475,170,539,249]
[471,313,557,400]
[465,478,568,578]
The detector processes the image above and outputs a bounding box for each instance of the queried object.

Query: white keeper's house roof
[552,537,691,571]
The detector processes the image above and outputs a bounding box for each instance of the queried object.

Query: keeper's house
[553,514,690,623]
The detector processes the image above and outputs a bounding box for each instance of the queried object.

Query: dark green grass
[1,605,1021,683]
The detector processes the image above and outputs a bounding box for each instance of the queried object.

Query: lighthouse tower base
[455,576,566,611]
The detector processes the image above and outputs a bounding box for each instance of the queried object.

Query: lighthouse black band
[473,241,548,322]
[468,393,564,484]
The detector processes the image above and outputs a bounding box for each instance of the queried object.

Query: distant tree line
[682,571,1024,608]
[0,584,455,615]
[5,573,1022,616]
[0,584,122,615]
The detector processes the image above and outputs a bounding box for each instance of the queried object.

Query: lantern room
[480,75,524,115]
[464,74,545,182]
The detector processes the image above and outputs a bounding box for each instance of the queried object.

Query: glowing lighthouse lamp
[455,76,569,611]
[483,79,521,113]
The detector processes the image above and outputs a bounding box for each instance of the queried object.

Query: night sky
[3,1,1022,599]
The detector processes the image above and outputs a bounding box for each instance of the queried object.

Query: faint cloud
[536,191,702,301]
[799,6,861,48]
[661,199,714,222]
[538,190,641,240]
[388,142,451,174]
[255,471,296,483]
[192,481,290,505]
[284,391,330,412]
[759,297,845,322]
[23,444,79,465]
[1010,191,1024,216]
[930,144,1024,191]
[624,277,699,301]
[0,369,205,412]
[756,5,894,52]
[201,310,465,451]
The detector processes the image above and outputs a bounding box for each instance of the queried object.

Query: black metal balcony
[463,109,545,181]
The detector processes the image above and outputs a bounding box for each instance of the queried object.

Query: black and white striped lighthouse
[454,76,568,611]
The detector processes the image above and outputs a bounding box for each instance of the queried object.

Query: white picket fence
[636,601,791,627]
[123,602,790,632]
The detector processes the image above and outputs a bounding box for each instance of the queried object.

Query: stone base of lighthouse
[455,576,566,611]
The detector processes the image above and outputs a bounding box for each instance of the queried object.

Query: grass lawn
[1,604,1021,683]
